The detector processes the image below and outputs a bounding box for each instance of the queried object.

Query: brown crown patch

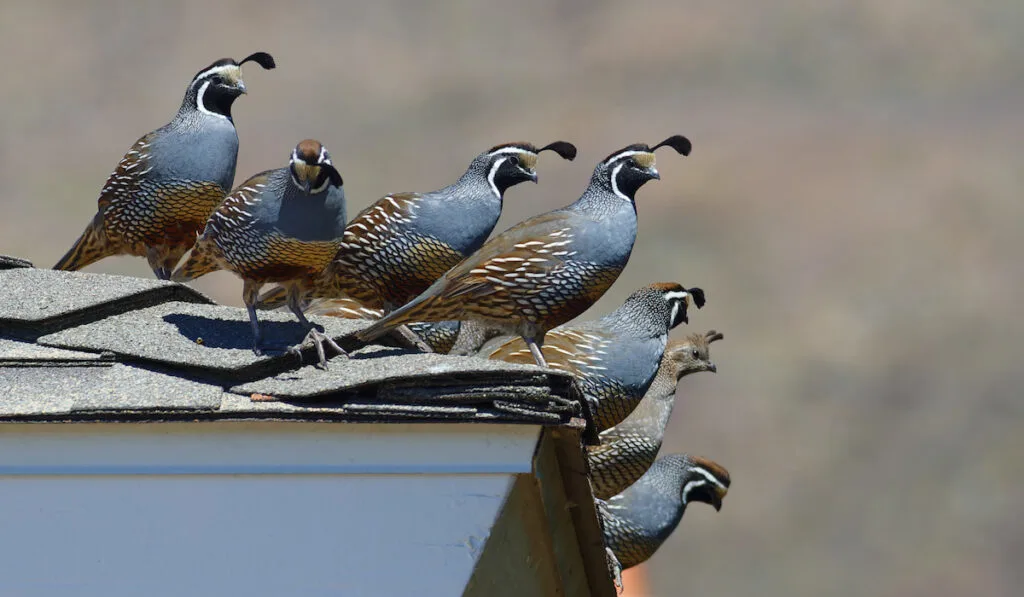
[689,455,731,487]
[294,139,324,164]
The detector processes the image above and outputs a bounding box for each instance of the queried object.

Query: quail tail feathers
[53,218,114,272]
[171,239,222,282]
[355,289,447,342]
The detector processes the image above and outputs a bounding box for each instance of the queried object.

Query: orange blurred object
[621,565,647,596]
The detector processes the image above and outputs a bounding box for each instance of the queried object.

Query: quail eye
[507,156,519,167]
[692,349,700,359]
[211,75,224,85]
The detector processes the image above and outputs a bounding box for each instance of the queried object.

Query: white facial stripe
[605,149,647,163]
[487,157,507,198]
[318,145,327,164]
[195,81,228,120]
[693,466,726,489]
[670,303,681,326]
[488,147,535,158]
[310,177,331,194]
[610,163,629,201]
[663,291,689,302]
[291,149,300,164]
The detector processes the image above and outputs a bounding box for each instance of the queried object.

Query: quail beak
[303,178,312,194]
[235,80,248,95]
[707,362,717,373]
[526,169,538,183]
[647,166,661,180]
[711,486,727,511]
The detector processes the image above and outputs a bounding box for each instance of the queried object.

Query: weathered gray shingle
[0,263,586,428]
[37,300,369,382]
[0,255,32,270]
[0,338,112,365]
[0,363,223,416]
[0,267,211,338]
[231,345,563,399]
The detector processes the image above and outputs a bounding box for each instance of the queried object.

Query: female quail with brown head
[486,283,705,431]
[172,140,347,366]
[599,453,730,571]
[588,330,723,499]
[54,52,276,279]
[254,141,577,314]
[355,136,693,363]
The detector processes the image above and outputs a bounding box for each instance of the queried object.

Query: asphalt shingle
[0,255,32,270]
[231,345,567,399]
[0,267,211,339]
[0,338,112,365]
[37,300,368,382]
[0,363,223,417]
[0,263,585,428]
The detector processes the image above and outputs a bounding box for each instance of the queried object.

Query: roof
[0,257,583,426]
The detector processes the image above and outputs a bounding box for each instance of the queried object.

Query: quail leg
[605,547,624,595]
[146,247,171,280]
[524,336,548,367]
[242,280,265,356]
[286,287,346,368]
[388,325,434,353]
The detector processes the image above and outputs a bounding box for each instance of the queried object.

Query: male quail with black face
[599,453,730,571]
[172,140,347,365]
[304,297,462,354]
[54,52,276,279]
[487,283,705,431]
[588,331,723,499]
[255,141,577,315]
[355,136,692,363]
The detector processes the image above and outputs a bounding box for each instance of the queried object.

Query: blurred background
[2,1,1022,595]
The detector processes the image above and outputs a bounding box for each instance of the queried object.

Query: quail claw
[286,327,348,369]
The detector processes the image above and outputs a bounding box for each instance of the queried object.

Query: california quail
[171,139,347,365]
[355,136,693,364]
[598,453,730,570]
[54,52,276,279]
[304,297,462,354]
[254,141,577,314]
[588,330,723,499]
[486,283,705,431]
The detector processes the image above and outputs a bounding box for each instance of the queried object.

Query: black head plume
[538,141,577,161]
[322,163,344,187]
[239,52,276,70]
[651,135,692,156]
[687,287,706,309]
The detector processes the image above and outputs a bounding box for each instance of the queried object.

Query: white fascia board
[0,422,542,475]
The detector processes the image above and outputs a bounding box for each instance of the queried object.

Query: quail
[598,453,730,571]
[54,52,276,279]
[255,141,578,315]
[486,283,706,431]
[304,297,462,354]
[171,139,347,365]
[356,136,693,364]
[588,330,723,500]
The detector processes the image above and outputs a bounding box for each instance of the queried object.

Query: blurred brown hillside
[2,2,1022,596]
